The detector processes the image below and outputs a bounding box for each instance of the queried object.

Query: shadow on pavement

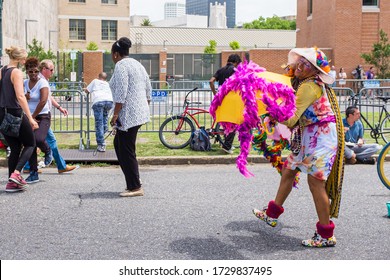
[169,220,305,260]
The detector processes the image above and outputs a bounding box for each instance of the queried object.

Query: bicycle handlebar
[185,87,198,99]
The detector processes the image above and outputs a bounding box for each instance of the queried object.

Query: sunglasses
[28,70,40,74]
[298,58,312,69]
[45,67,54,72]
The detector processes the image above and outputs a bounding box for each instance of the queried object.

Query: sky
[130,0,297,24]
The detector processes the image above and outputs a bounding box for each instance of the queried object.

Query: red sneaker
[5,181,26,193]
[9,172,27,186]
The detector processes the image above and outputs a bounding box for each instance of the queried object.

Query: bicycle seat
[376,96,390,103]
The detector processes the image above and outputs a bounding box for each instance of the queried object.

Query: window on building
[69,0,85,3]
[363,0,378,6]
[69,19,86,40]
[102,0,117,4]
[102,20,117,41]
[307,0,313,16]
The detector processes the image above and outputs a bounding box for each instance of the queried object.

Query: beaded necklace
[290,76,316,154]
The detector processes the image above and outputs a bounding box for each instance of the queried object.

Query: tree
[141,19,152,26]
[204,40,217,54]
[242,15,296,30]
[229,41,240,50]
[27,38,56,61]
[202,40,217,69]
[361,29,390,79]
[86,41,99,51]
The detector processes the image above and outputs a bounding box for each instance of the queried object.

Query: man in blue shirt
[343,106,382,164]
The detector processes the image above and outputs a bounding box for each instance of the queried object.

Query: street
[0,163,389,260]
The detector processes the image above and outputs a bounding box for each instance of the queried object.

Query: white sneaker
[97,145,106,152]
[120,188,144,197]
[222,147,233,154]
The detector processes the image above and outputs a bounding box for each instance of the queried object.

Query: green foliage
[202,40,217,69]
[242,16,296,30]
[86,41,99,51]
[204,40,217,54]
[141,19,152,26]
[229,41,240,50]
[361,29,390,79]
[27,38,56,61]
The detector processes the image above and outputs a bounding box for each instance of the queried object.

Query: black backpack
[190,127,211,151]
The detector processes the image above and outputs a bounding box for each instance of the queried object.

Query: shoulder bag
[0,67,23,137]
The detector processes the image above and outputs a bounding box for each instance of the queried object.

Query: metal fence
[50,84,214,149]
[49,80,390,149]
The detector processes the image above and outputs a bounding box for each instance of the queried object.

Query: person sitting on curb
[343,106,382,164]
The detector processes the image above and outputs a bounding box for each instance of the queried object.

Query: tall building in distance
[209,2,227,28]
[164,1,186,19]
[186,0,236,28]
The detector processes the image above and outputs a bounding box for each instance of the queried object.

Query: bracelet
[57,106,61,110]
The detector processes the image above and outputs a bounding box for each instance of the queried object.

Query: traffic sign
[151,90,168,102]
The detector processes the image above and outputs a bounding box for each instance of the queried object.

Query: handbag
[0,67,23,137]
[0,108,23,137]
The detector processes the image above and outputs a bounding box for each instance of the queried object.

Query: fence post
[78,89,85,150]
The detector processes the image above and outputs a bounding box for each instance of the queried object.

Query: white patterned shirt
[109,57,151,131]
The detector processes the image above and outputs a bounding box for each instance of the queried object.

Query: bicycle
[159,87,224,149]
[348,94,390,143]
[376,142,390,190]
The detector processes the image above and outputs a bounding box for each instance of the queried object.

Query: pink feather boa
[209,60,296,177]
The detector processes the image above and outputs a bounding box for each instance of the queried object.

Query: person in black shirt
[209,54,241,153]
[0,46,38,192]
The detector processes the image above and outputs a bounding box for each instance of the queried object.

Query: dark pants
[114,125,142,191]
[223,132,235,150]
[29,113,51,172]
[0,108,36,177]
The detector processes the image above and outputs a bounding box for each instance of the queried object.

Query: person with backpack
[209,54,242,154]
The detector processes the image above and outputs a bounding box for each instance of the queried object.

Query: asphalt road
[0,163,389,260]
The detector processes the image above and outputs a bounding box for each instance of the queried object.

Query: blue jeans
[24,128,66,171]
[93,101,113,146]
[46,128,66,170]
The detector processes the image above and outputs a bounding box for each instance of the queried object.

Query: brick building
[296,0,390,78]
[59,0,130,51]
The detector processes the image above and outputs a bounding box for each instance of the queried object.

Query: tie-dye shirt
[283,81,336,128]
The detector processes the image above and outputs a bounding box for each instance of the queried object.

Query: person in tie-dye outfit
[253,47,345,248]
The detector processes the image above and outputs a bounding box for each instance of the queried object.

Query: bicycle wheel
[159,116,195,149]
[380,115,390,143]
[377,142,390,190]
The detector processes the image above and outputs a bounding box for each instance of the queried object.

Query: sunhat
[288,47,334,84]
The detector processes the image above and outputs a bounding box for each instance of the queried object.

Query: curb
[1,154,387,167]
[0,155,270,167]
[137,155,270,165]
